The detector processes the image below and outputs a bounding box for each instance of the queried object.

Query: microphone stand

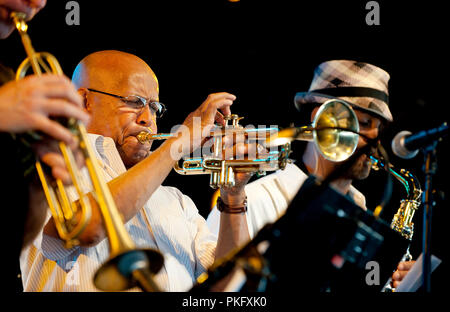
[421,141,438,292]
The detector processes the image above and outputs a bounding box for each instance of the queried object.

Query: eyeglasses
[87,88,167,118]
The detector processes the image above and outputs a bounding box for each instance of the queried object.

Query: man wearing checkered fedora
[294,60,391,184]
[207,59,413,290]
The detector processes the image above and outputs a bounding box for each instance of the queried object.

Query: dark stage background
[1,0,448,291]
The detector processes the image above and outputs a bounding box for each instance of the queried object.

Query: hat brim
[294,91,393,123]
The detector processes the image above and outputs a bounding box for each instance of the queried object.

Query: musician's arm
[44,93,235,246]
[43,136,179,246]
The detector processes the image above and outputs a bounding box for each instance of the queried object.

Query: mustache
[357,138,379,157]
[367,146,379,158]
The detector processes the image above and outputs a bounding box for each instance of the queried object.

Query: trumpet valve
[224,114,244,128]
[11,12,28,33]
[225,166,235,188]
[210,172,220,189]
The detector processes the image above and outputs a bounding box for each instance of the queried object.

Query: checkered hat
[294,60,393,122]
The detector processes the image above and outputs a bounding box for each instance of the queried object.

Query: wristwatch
[217,196,247,214]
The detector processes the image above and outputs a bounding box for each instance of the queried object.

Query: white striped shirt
[20,134,217,292]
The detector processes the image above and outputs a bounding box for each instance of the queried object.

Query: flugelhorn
[137,114,291,189]
[266,99,360,162]
[12,12,163,292]
[11,12,88,248]
[370,156,422,292]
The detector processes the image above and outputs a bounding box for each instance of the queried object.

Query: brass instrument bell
[266,99,360,162]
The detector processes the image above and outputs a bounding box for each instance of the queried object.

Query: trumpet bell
[314,99,360,162]
[266,100,360,162]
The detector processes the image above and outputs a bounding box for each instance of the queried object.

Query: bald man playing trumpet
[20,50,255,292]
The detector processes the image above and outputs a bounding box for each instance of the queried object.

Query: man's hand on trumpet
[32,137,86,185]
[210,130,264,289]
[0,73,90,183]
[176,92,236,156]
[0,0,47,39]
[0,74,90,143]
[0,72,90,248]
[219,132,268,205]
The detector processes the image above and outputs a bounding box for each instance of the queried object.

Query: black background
[1,0,448,293]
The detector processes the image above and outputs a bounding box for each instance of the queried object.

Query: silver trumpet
[136,100,361,189]
[136,114,290,189]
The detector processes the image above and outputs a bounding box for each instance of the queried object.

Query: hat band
[310,87,389,104]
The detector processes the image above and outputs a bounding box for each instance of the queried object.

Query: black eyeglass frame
[87,88,167,118]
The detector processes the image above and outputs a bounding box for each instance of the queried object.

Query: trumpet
[136,100,360,188]
[11,11,87,248]
[370,156,422,292]
[12,12,163,291]
[137,114,291,189]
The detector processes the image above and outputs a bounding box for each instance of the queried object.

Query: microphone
[391,122,448,159]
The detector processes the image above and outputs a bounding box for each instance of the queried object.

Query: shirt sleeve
[206,207,221,238]
[39,232,79,261]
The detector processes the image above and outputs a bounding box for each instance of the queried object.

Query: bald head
[72,50,158,93]
[73,50,160,168]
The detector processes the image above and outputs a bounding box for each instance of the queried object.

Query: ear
[77,88,90,112]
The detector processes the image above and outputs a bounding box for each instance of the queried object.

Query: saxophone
[370,156,422,292]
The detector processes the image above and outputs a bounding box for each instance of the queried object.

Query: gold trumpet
[137,114,291,189]
[12,12,88,248]
[12,12,163,292]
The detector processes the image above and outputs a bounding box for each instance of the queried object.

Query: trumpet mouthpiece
[136,131,173,144]
[136,131,150,144]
